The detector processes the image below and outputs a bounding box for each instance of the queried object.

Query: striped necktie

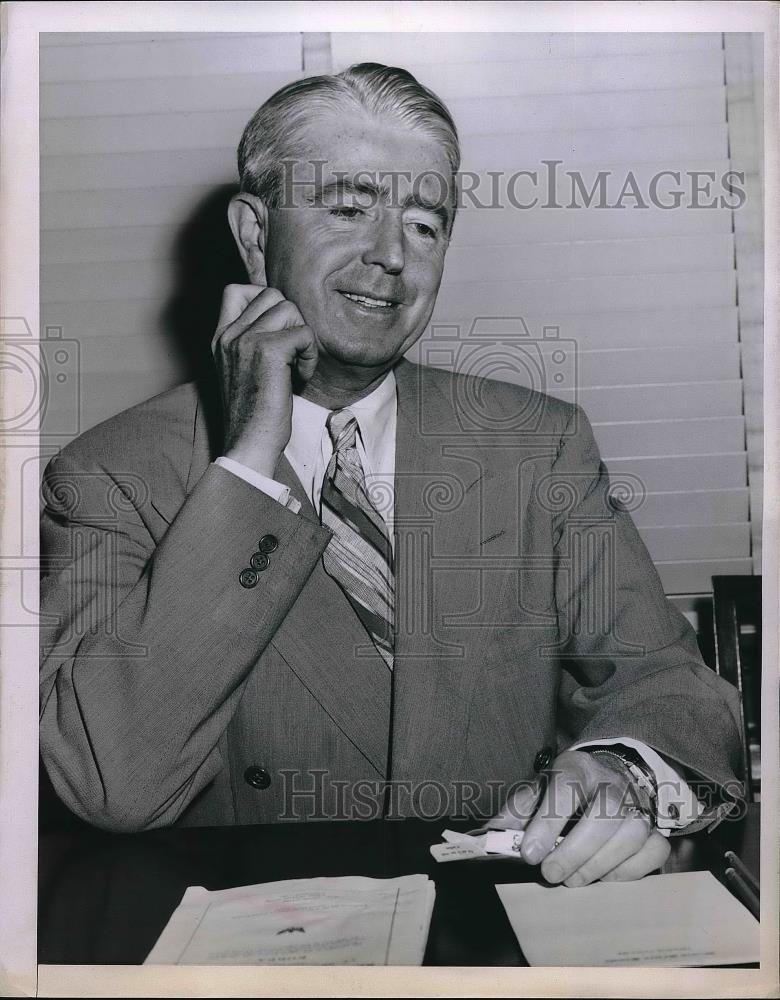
[320,408,395,669]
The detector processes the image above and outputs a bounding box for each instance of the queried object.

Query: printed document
[145,874,435,966]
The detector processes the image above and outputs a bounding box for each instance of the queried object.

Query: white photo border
[1,2,777,996]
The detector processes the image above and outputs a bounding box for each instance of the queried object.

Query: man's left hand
[488,750,671,886]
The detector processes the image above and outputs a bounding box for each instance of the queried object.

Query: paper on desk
[431,828,564,863]
[144,874,435,966]
[496,870,760,967]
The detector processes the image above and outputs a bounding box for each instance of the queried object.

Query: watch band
[588,745,658,824]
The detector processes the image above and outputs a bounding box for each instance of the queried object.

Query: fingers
[600,831,671,882]
[520,754,590,865]
[253,299,306,334]
[213,284,317,389]
[560,812,654,887]
[213,285,286,353]
[534,788,626,882]
[216,283,256,332]
[294,333,319,384]
[484,780,543,833]
[273,322,319,386]
[211,285,318,474]
[216,283,270,330]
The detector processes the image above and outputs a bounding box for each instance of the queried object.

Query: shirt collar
[287,369,397,471]
[345,369,397,462]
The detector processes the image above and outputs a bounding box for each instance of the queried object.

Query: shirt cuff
[213,457,302,513]
[570,737,704,835]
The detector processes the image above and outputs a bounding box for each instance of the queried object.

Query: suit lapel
[186,383,391,775]
[268,452,392,776]
[390,360,489,782]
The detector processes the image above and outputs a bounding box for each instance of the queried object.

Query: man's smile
[337,290,402,312]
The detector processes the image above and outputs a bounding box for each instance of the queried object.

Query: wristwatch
[587,744,658,824]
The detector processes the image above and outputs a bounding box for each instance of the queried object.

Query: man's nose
[361,212,404,274]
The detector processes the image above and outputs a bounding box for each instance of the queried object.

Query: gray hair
[237,62,460,219]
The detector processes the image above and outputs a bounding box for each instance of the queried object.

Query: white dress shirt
[213,370,702,833]
[216,370,397,529]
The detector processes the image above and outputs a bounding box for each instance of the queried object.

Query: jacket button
[258,534,279,554]
[534,746,555,772]
[250,551,270,571]
[244,766,272,790]
[239,568,258,589]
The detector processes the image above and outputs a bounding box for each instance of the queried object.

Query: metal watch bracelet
[588,746,658,824]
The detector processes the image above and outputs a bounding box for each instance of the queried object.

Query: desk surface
[38,805,759,966]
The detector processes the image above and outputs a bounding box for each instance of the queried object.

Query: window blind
[40,31,304,433]
[330,32,755,598]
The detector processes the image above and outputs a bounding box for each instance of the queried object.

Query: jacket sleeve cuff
[571,736,704,835]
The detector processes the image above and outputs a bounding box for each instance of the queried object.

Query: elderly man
[40,63,743,888]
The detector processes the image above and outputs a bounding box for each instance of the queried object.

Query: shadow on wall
[159,182,246,455]
[40,184,249,834]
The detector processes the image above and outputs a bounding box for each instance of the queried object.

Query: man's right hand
[211,284,319,478]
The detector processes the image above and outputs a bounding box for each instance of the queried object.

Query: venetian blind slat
[330,31,723,65]
[40,33,304,82]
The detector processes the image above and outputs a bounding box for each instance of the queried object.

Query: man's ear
[227,192,269,286]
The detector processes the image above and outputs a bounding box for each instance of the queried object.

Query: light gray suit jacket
[40,359,744,831]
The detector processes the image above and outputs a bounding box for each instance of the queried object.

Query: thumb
[479,778,544,832]
[293,331,319,386]
[216,283,264,332]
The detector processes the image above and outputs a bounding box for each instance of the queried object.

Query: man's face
[262,106,453,370]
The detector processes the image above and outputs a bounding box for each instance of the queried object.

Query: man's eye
[409,221,438,239]
[329,207,363,219]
